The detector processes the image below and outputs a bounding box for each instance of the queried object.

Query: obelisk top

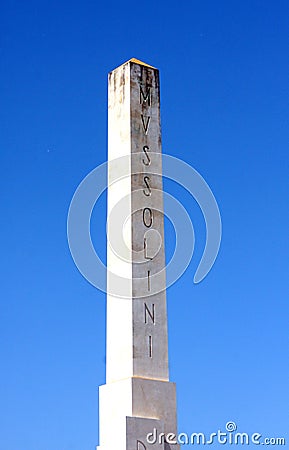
[112,58,156,71]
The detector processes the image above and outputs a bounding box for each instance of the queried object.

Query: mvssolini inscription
[137,75,161,363]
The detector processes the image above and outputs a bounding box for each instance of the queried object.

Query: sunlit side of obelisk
[97,59,179,450]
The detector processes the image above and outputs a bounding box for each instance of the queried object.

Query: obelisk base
[97,377,179,450]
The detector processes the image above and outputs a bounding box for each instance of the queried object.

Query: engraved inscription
[137,440,146,450]
[142,145,151,166]
[144,303,155,324]
[148,335,152,358]
[144,237,152,260]
[143,176,151,196]
[141,114,151,134]
[147,270,151,291]
[137,72,157,370]
[143,208,153,228]
[140,85,151,106]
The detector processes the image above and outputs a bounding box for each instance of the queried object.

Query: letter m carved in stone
[140,85,151,106]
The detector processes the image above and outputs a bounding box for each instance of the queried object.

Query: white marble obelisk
[97,59,179,450]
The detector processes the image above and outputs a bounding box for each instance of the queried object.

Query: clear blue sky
[1,1,288,449]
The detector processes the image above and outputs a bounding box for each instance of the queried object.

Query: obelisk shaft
[106,59,169,383]
[98,59,178,450]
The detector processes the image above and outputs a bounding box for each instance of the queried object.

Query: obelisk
[97,59,179,450]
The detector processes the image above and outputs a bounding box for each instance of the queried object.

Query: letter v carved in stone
[141,114,151,135]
